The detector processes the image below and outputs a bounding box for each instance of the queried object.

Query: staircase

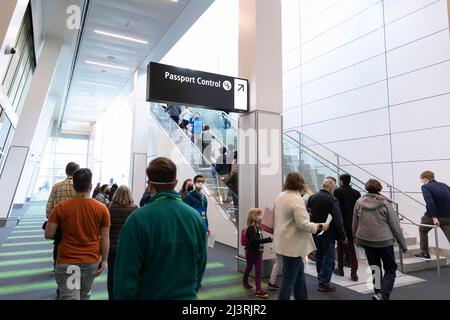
[395,236,447,273]
[282,131,447,275]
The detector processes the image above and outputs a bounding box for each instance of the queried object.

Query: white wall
[282,0,450,248]
[161,0,238,77]
[91,84,133,187]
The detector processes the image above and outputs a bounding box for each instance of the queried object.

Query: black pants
[170,115,179,125]
[107,252,116,300]
[363,245,397,300]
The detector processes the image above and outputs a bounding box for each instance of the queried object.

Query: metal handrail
[284,128,426,208]
[397,213,441,278]
[284,133,373,194]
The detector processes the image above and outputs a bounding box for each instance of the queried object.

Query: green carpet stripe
[1,241,50,247]
[0,257,52,267]
[0,275,107,296]
[201,273,241,286]
[11,230,43,234]
[205,262,225,270]
[91,291,108,300]
[7,235,44,240]
[198,285,250,300]
[14,226,43,230]
[0,268,51,280]
[0,249,53,258]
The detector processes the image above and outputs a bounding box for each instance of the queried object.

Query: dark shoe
[267,282,280,290]
[256,290,269,299]
[334,268,344,277]
[243,283,253,290]
[414,252,431,260]
[318,285,336,292]
[351,271,359,282]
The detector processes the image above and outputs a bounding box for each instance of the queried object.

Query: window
[2,4,36,118]
[0,114,13,174]
[33,137,89,200]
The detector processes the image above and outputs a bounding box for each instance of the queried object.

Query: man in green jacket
[114,157,207,300]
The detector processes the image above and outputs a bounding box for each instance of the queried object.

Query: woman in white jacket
[273,172,329,300]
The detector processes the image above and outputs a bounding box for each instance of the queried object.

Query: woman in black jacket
[243,208,272,299]
[108,185,137,300]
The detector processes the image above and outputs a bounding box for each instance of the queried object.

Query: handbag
[261,207,275,234]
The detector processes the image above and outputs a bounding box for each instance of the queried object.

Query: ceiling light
[94,30,149,44]
[85,60,130,71]
[79,81,117,88]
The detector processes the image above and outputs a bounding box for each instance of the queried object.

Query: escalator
[149,103,239,231]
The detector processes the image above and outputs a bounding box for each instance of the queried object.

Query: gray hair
[323,178,336,190]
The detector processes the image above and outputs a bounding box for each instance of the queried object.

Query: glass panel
[32,137,89,200]
[14,64,33,116]
[0,116,12,153]
[8,44,30,98]
[10,43,32,109]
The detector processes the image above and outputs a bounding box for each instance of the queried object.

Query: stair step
[401,255,447,273]
[406,237,417,246]
[395,245,422,259]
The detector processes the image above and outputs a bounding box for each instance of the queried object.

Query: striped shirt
[46,177,76,218]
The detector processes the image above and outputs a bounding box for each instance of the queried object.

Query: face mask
[187,185,194,192]
[195,183,204,190]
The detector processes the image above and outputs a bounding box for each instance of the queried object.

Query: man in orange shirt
[45,168,110,300]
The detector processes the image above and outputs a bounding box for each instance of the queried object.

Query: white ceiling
[63,0,191,124]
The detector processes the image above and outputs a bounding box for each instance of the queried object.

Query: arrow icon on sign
[238,84,245,92]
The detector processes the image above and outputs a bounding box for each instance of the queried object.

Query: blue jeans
[313,234,336,288]
[278,256,308,300]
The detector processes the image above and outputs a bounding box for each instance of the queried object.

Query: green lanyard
[152,195,182,203]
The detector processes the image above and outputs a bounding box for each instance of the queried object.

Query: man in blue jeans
[308,178,346,292]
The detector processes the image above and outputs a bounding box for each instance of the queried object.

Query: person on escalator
[165,104,182,126]
[190,113,204,164]
[202,125,214,166]
[184,175,210,235]
[213,147,231,202]
[179,106,191,132]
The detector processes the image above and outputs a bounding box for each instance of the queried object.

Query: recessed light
[79,81,117,88]
[94,30,149,44]
[85,60,130,71]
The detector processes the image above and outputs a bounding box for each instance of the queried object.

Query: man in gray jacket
[353,179,407,300]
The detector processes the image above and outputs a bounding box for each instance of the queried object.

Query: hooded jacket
[352,193,407,250]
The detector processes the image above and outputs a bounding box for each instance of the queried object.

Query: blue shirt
[190,117,203,136]
[421,180,450,218]
[183,190,208,230]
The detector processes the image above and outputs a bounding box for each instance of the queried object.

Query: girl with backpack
[242,208,273,298]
